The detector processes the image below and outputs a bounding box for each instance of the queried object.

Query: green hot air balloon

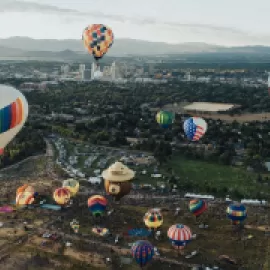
[156,111,175,128]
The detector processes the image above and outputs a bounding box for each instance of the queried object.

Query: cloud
[1,0,270,45]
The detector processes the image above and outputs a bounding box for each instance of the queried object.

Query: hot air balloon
[16,185,35,206]
[102,162,135,201]
[70,219,80,234]
[53,187,71,206]
[144,209,163,230]
[62,179,79,197]
[131,240,154,269]
[92,227,109,237]
[189,199,207,218]
[88,195,108,217]
[167,224,192,251]
[82,24,114,62]
[156,111,175,128]
[226,203,247,225]
[183,117,207,141]
[0,85,28,155]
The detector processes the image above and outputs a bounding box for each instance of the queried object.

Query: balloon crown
[176,224,184,229]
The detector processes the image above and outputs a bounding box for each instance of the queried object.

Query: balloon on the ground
[226,203,247,225]
[87,195,108,217]
[62,179,79,197]
[103,161,135,201]
[144,209,163,229]
[53,187,71,206]
[16,185,35,206]
[167,224,192,248]
[156,110,175,128]
[0,85,28,154]
[183,117,207,141]
[70,219,80,233]
[82,24,114,61]
[131,240,154,268]
[189,199,207,217]
[92,227,109,237]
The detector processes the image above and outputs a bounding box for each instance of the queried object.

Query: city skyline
[0,0,270,46]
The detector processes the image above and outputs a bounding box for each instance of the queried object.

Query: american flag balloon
[183,117,207,141]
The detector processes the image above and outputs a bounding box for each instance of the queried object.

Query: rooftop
[183,102,238,112]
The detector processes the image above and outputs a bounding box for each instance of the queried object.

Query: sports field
[163,156,270,199]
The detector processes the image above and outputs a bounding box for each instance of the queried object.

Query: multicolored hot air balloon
[144,209,163,230]
[53,187,71,206]
[167,224,192,249]
[16,185,35,206]
[156,111,175,128]
[82,24,114,61]
[103,162,135,201]
[62,179,79,197]
[0,85,28,155]
[189,199,207,218]
[226,203,247,225]
[131,240,154,268]
[88,195,108,217]
[183,117,207,141]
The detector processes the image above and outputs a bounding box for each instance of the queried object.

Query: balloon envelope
[131,240,154,267]
[82,24,114,60]
[144,209,163,229]
[0,85,28,153]
[189,199,207,217]
[88,195,108,217]
[167,224,192,248]
[226,204,247,223]
[63,179,79,197]
[53,187,71,206]
[183,117,207,141]
[156,111,175,128]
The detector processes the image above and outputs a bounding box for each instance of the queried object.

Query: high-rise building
[83,69,91,80]
[61,64,70,75]
[91,62,96,80]
[79,64,86,80]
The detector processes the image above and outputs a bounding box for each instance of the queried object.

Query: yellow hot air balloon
[144,209,163,230]
[53,187,71,206]
[0,85,28,155]
[62,179,79,197]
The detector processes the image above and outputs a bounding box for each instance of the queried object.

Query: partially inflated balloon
[0,85,28,154]
[16,185,35,206]
[183,117,207,141]
[82,24,114,61]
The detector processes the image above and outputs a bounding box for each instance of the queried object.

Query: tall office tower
[91,62,96,80]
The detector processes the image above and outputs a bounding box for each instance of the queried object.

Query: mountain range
[0,37,270,61]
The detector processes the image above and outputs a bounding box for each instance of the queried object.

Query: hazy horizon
[0,0,270,46]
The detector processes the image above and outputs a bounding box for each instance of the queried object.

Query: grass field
[162,156,270,199]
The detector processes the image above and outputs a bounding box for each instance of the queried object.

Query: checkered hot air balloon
[226,203,247,225]
[183,117,207,141]
[53,187,71,206]
[156,110,175,128]
[131,240,154,268]
[88,195,108,217]
[82,24,114,61]
[167,224,192,248]
[189,199,207,217]
[143,209,163,229]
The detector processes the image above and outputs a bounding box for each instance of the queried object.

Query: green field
[162,156,270,199]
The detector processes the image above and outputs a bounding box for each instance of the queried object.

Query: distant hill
[0,37,270,61]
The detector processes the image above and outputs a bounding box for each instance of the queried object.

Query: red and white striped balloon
[167,224,192,243]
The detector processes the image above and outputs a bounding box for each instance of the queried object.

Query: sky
[0,0,270,46]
